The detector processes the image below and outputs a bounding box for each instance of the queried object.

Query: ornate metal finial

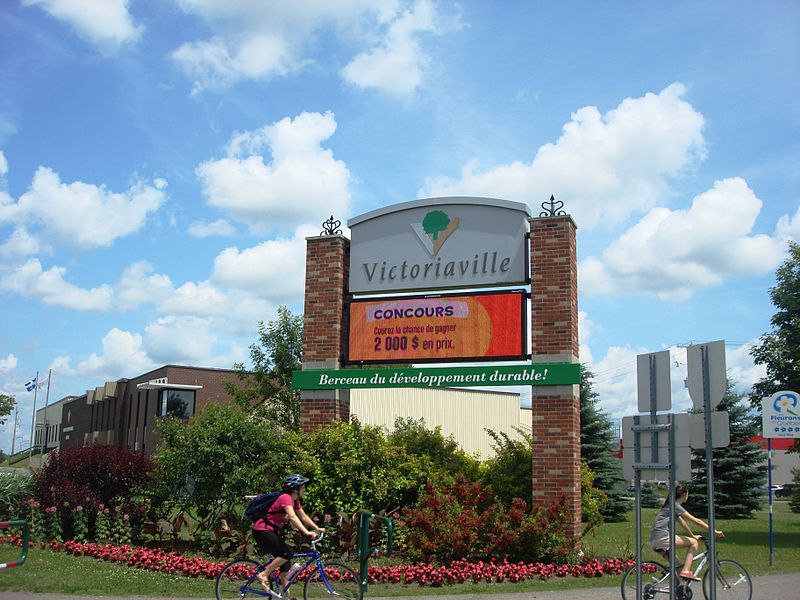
[320,215,342,236]
[539,194,566,217]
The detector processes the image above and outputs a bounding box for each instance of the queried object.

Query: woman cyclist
[252,474,324,595]
[649,482,723,581]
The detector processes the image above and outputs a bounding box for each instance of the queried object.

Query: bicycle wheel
[216,559,261,600]
[621,561,669,600]
[702,559,752,600]
[303,562,363,600]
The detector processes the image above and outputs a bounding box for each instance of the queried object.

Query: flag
[25,376,37,392]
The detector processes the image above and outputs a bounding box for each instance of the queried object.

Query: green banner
[292,363,580,390]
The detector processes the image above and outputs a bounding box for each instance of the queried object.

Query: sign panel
[762,390,800,439]
[622,413,691,480]
[689,411,731,448]
[348,197,531,294]
[637,350,672,412]
[292,363,580,390]
[687,340,727,410]
[348,290,526,364]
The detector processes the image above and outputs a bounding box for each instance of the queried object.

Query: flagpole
[42,369,52,452]
[10,402,18,456]
[27,370,39,463]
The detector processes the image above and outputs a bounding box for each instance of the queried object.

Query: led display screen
[348,290,526,364]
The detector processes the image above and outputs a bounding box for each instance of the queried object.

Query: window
[158,389,195,419]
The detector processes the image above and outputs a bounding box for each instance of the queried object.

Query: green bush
[480,428,532,505]
[0,471,32,519]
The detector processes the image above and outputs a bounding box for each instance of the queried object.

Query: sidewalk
[2,572,799,600]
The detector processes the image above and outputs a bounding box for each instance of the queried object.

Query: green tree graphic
[423,210,450,240]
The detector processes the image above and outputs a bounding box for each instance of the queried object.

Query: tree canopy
[749,241,800,406]
[225,305,303,430]
[0,393,14,428]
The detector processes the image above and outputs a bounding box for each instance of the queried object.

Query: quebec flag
[25,376,37,392]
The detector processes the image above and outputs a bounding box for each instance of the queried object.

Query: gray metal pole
[634,416,642,600]
[26,371,39,462]
[668,415,676,600]
[702,346,717,600]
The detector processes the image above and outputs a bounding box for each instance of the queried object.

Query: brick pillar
[300,234,351,432]
[529,215,581,541]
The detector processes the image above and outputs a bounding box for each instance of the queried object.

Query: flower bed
[0,534,640,586]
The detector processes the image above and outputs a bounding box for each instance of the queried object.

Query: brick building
[59,365,242,456]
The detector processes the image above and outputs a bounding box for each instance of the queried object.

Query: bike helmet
[282,474,310,491]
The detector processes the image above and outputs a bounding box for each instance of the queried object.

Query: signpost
[685,340,727,600]
[761,390,800,566]
[624,343,731,600]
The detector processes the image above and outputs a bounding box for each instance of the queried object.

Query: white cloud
[341,0,438,97]
[143,315,217,364]
[726,341,767,395]
[115,261,174,311]
[170,0,449,94]
[0,150,7,177]
[775,204,800,241]
[3,167,166,250]
[580,177,788,301]
[0,227,43,259]
[188,218,235,237]
[0,354,17,374]
[76,328,155,379]
[0,258,112,311]
[578,310,594,365]
[211,226,311,301]
[160,281,229,317]
[421,84,706,228]
[196,112,350,230]
[22,0,142,50]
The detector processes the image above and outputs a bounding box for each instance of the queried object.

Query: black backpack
[244,491,282,521]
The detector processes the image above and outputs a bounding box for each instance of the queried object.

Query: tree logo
[411,210,460,256]
[773,391,799,416]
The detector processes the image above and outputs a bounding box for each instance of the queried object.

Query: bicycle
[215,532,363,600]
[620,536,752,600]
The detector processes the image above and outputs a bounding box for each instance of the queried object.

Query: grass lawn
[1,501,797,597]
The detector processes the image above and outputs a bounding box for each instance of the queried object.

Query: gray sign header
[347,197,531,294]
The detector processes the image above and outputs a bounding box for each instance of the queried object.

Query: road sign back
[687,340,727,410]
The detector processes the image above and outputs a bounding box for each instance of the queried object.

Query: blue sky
[1,0,798,453]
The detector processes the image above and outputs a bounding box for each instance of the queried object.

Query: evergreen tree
[749,241,800,405]
[685,383,766,518]
[580,366,630,521]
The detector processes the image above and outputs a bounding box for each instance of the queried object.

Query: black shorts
[252,527,293,569]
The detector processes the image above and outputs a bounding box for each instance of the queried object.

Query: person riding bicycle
[649,482,723,582]
[252,474,324,595]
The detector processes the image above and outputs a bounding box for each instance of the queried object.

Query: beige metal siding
[351,388,524,458]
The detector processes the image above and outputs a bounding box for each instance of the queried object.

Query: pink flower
[324,514,333,523]
[75,505,83,512]
[103,508,110,514]
[98,503,105,511]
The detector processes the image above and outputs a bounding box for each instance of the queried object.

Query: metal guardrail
[0,520,30,568]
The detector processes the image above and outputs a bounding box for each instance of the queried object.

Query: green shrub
[0,470,32,518]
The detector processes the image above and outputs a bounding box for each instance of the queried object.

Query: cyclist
[649,482,723,581]
[253,474,324,595]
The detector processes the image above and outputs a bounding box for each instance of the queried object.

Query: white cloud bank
[421,83,706,228]
[0,166,166,252]
[196,112,350,231]
[22,0,142,50]
[171,0,446,96]
[581,177,797,301]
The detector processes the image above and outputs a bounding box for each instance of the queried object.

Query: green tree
[151,403,299,525]
[580,366,630,521]
[226,306,303,430]
[790,468,800,514]
[0,393,15,427]
[422,210,450,240]
[685,383,766,518]
[749,241,800,406]
[481,428,532,505]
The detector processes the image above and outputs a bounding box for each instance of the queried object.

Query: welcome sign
[762,390,800,439]
[347,197,531,294]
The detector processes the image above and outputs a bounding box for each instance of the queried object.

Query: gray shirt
[650,502,686,543]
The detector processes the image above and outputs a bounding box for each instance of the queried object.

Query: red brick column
[529,215,581,541]
[300,234,351,433]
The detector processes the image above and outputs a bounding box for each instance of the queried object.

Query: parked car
[775,484,795,498]
[771,484,784,493]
